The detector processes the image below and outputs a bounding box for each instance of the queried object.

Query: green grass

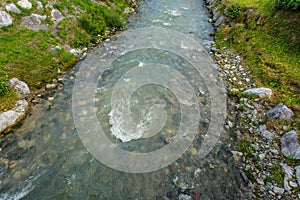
[0,28,76,88]
[216,0,300,121]
[0,0,133,111]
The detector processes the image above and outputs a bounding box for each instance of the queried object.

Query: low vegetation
[215,0,300,119]
[215,0,299,191]
[0,0,133,111]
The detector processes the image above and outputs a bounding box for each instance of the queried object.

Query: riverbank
[206,0,300,198]
[0,0,139,133]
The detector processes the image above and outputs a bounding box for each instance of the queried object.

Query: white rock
[0,100,28,133]
[6,3,21,14]
[37,1,43,10]
[9,78,30,98]
[243,87,272,99]
[17,0,32,9]
[0,11,13,27]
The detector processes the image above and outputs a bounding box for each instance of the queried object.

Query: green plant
[275,0,300,10]
[226,4,241,19]
[53,3,64,11]
[0,74,10,96]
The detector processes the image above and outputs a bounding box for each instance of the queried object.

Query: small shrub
[78,14,107,36]
[225,4,241,19]
[275,0,300,10]
[103,11,124,28]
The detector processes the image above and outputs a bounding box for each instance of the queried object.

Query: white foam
[0,182,34,200]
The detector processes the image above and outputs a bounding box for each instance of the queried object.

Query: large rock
[9,78,30,98]
[281,130,300,159]
[0,11,13,27]
[21,13,48,31]
[6,3,21,14]
[243,87,272,99]
[267,103,294,120]
[0,100,28,133]
[17,0,32,9]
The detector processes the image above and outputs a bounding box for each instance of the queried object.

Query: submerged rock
[267,103,294,120]
[243,87,272,99]
[281,130,300,159]
[0,11,13,27]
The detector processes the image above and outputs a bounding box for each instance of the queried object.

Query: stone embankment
[205,0,299,198]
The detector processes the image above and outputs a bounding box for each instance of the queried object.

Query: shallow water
[0,0,247,199]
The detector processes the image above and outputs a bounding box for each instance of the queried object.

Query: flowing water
[0,0,249,199]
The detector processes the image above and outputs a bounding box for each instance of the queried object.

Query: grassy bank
[0,0,134,111]
[215,0,300,119]
[214,0,300,194]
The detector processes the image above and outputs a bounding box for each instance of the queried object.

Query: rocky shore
[205,0,299,198]
[0,0,139,134]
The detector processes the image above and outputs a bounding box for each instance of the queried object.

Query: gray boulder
[243,87,272,99]
[0,11,13,27]
[0,100,28,133]
[21,13,48,31]
[6,3,21,14]
[281,130,300,159]
[9,78,30,98]
[267,103,294,120]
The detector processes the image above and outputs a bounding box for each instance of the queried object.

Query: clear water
[0,0,248,199]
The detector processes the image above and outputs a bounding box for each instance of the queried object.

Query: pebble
[272,186,284,195]
[46,83,57,90]
[190,147,198,156]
